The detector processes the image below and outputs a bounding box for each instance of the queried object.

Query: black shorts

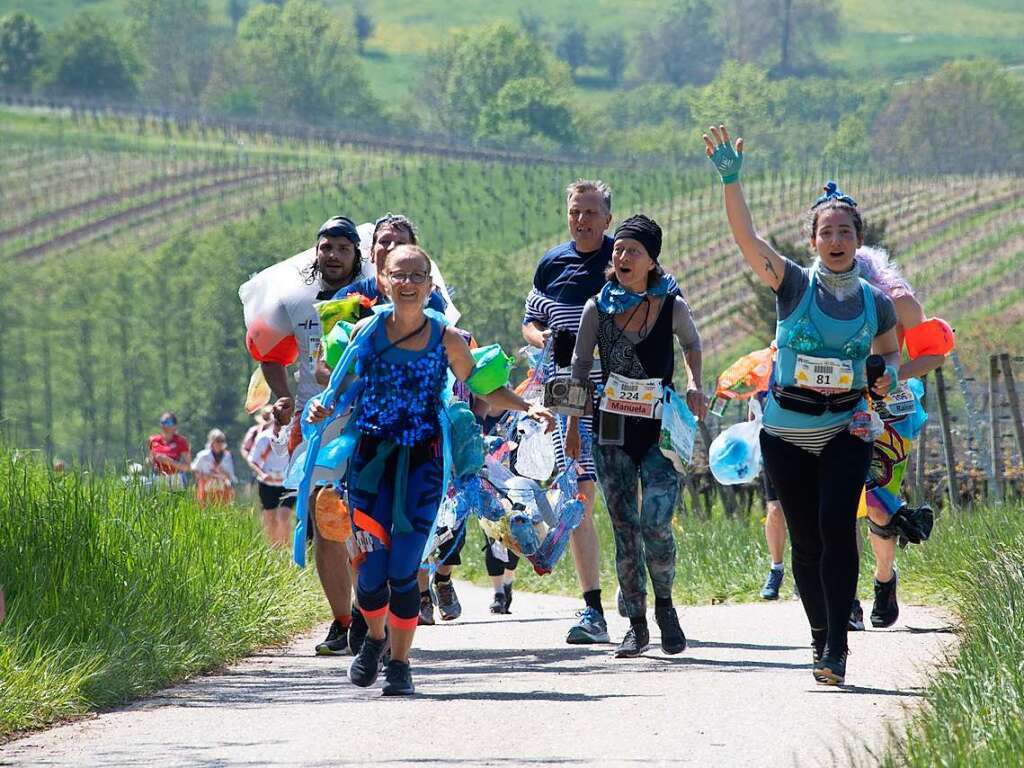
[435,523,466,566]
[761,469,778,503]
[258,482,296,510]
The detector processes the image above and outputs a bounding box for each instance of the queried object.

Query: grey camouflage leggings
[594,443,679,618]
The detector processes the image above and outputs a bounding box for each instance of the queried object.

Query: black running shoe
[348,611,368,657]
[614,624,650,658]
[434,579,462,621]
[871,570,900,628]
[848,599,865,631]
[813,648,849,685]
[381,659,415,696]
[418,593,435,626]
[503,582,513,613]
[811,629,827,666]
[489,591,506,614]
[347,634,387,687]
[654,606,687,655]
[315,619,348,656]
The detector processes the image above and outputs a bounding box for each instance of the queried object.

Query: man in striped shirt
[522,180,680,644]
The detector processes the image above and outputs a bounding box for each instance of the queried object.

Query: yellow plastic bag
[245,367,272,414]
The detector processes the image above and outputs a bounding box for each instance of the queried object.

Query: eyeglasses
[386,271,429,284]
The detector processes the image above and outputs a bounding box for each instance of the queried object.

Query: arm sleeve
[570,300,600,381]
[523,288,550,327]
[873,290,897,336]
[774,261,808,321]
[672,296,701,352]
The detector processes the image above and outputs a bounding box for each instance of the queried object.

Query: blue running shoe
[566,607,609,644]
[761,568,784,600]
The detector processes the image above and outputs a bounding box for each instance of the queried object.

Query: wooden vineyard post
[933,367,959,510]
[915,375,929,501]
[988,355,1004,502]
[999,353,1024,463]
[698,420,738,516]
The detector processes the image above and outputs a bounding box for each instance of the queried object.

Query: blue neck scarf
[597,274,672,314]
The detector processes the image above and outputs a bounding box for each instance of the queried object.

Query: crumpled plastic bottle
[849,409,884,442]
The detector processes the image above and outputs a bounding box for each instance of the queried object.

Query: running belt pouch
[772,386,860,416]
[552,330,577,368]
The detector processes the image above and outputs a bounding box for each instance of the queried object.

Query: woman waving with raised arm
[704,125,901,686]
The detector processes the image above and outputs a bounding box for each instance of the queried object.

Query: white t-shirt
[191,449,237,484]
[250,426,291,486]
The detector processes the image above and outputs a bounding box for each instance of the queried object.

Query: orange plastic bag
[715,345,775,402]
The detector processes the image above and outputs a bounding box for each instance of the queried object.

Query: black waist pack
[772,384,862,416]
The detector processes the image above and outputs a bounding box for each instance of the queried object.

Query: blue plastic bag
[709,398,763,485]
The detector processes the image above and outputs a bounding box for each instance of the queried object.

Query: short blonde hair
[566,179,612,213]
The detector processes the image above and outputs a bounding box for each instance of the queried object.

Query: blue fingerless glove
[885,365,900,394]
[709,140,743,184]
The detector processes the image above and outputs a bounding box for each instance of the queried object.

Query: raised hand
[702,124,744,184]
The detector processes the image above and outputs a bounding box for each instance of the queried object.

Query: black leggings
[760,429,872,655]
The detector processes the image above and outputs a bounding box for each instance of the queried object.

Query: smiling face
[567,189,612,253]
[382,245,433,309]
[612,237,654,292]
[316,235,358,287]
[810,207,863,272]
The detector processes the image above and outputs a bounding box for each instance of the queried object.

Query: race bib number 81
[600,373,663,419]
[794,355,853,394]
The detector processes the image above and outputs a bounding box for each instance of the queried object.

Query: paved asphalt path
[2,582,955,767]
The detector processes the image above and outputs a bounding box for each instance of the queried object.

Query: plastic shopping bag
[709,399,763,485]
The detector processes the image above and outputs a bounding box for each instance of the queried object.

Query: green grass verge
[873,502,1024,766]
[0,447,325,738]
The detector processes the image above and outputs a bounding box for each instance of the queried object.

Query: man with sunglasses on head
[245,215,369,657]
[523,180,681,645]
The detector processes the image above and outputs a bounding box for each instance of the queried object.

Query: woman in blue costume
[705,125,900,685]
[309,244,554,696]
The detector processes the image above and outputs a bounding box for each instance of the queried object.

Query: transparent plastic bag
[708,399,763,485]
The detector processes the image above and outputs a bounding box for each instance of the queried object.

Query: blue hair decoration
[812,180,857,209]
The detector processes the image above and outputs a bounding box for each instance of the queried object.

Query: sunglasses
[160,419,176,427]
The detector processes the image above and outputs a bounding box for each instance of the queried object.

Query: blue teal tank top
[764,272,878,431]
[355,317,449,445]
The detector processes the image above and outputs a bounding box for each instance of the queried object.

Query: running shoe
[614,624,650,658]
[503,582,513,613]
[418,593,435,626]
[347,634,388,687]
[315,619,348,656]
[848,599,865,631]
[813,648,849,686]
[349,611,368,656]
[811,631,827,666]
[434,580,462,621]
[870,569,900,628]
[616,587,627,617]
[566,607,610,644]
[760,568,784,600]
[382,659,415,696]
[489,591,507,614]
[654,606,687,655]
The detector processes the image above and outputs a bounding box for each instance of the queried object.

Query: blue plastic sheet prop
[291,315,377,566]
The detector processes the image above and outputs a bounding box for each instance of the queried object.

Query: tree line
[1,1,1022,169]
